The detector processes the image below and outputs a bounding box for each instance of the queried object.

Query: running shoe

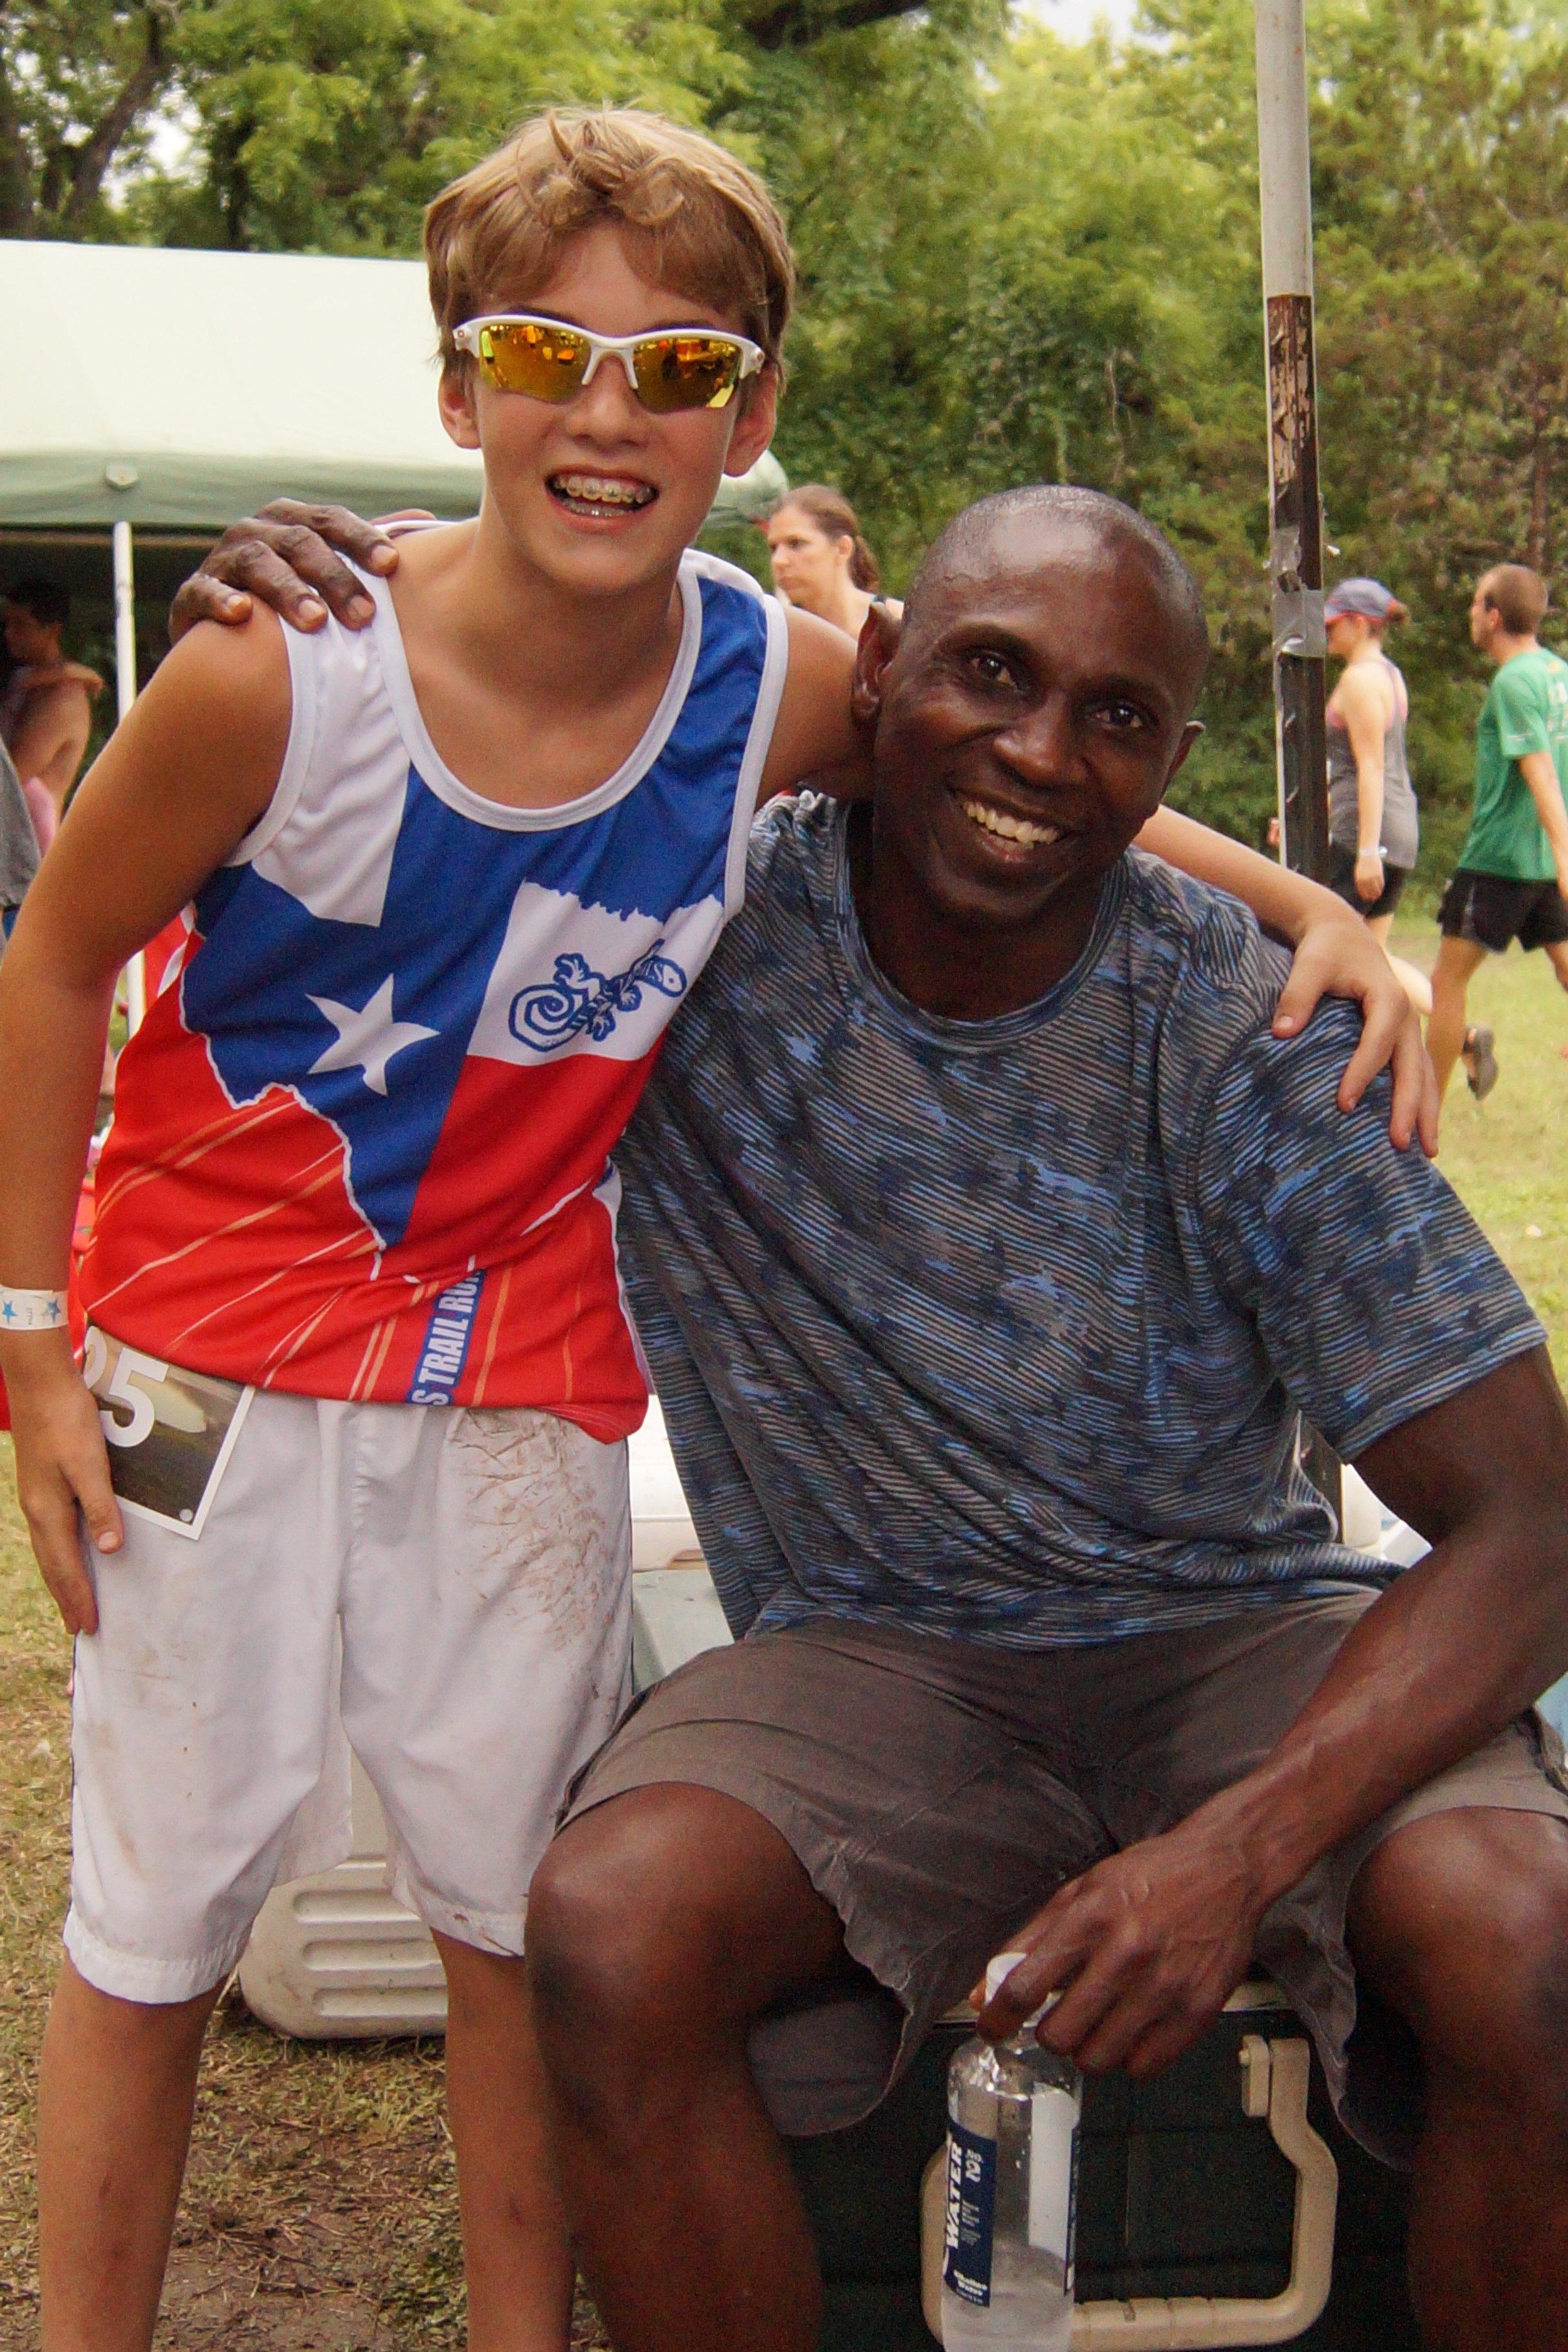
[1462,1025,1498,1099]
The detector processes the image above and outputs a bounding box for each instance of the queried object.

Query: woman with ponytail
[763,484,898,639]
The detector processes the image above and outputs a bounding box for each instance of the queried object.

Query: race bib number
[82,1328,253,1540]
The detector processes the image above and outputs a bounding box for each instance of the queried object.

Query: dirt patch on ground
[0,1454,608,2351]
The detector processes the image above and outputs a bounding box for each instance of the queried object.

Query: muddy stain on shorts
[447,1409,626,1655]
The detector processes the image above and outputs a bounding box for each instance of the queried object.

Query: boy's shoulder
[680,546,773,605]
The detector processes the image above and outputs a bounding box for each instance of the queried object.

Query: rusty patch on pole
[1265,290,1330,881]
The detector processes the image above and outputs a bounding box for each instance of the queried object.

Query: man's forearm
[1188,1355,1568,1907]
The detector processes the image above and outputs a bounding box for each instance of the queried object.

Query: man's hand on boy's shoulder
[169,501,422,641]
[177,503,881,805]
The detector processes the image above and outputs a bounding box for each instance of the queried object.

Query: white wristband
[0,1288,70,1332]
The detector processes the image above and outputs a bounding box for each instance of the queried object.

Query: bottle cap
[983,1950,1059,2030]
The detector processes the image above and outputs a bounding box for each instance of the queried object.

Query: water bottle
[940,1951,1083,2351]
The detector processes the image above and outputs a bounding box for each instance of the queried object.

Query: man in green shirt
[1430,563,1568,1101]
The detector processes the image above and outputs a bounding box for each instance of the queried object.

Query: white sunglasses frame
[452,313,766,408]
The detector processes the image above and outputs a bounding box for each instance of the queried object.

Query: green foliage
[8,0,1568,850]
[0,3,177,237]
[1,0,748,250]
[137,0,747,253]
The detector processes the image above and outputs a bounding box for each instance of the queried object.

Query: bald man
[516,490,1568,2352]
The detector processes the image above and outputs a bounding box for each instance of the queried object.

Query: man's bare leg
[1545,940,1568,1054]
[1428,935,1490,1100]
[1349,1808,1568,2351]
[527,1786,850,2352]
[38,1956,220,2352]
[435,1934,576,2352]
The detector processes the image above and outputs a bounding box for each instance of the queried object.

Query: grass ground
[1391,928,1568,1377]
[0,938,1562,2345]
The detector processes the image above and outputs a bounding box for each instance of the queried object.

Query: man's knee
[528,1785,840,2100]
[1352,1809,1568,2122]
[529,1791,712,2046]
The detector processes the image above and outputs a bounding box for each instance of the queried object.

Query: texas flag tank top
[80,547,787,1439]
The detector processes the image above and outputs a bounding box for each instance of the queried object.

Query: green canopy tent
[0,236,785,1014]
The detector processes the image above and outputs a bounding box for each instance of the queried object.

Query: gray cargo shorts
[561,1593,1568,2166]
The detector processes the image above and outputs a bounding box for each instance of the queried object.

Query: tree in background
[5,0,1566,862]
[0,0,749,248]
[0,3,178,236]
[1311,0,1568,852]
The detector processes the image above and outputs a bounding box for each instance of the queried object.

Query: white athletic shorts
[65,1387,632,2004]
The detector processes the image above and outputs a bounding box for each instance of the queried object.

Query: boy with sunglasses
[1,108,1423,2352]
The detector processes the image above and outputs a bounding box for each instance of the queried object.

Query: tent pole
[1255,0,1340,1523]
[112,519,138,725]
[112,519,147,1036]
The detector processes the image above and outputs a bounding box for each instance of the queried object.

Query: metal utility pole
[1255,0,1342,1523]
[112,517,147,1035]
[1255,0,1330,883]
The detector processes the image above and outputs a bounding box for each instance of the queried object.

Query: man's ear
[438,366,482,452]
[1164,717,1205,786]
[852,601,901,726]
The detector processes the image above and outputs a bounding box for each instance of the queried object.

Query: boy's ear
[438,366,482,452]
[721,366,780,479]
[852,601,901,727]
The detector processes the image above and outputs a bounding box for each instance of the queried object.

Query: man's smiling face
[857,507,1206,940]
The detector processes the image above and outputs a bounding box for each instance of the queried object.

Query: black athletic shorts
[1438,867,1568,953]
[1327,844,1409,921]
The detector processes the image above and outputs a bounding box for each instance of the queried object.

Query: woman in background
[763,484,898,639]
[1325,576,1431,1016]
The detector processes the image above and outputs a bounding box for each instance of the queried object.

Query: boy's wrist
[0,1285,70,1333]
[0,1322,79,1389]
[1293,886,1362,947]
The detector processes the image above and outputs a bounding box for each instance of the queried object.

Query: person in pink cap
[1323,577,1431,1019]
[1325,579,1418,930]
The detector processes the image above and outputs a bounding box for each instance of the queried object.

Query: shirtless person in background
[1,580,103,850]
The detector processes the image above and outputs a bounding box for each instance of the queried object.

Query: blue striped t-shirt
[616,794,1542,1647]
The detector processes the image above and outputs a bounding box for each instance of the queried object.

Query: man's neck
[1491,632,1540,669]
[848,807,1108,1023]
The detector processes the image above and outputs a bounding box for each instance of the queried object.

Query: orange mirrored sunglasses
[453,314,766,414]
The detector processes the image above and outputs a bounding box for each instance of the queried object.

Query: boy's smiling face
[438,223,778,600]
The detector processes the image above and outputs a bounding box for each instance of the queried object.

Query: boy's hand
[1271,913,1438,1156]
[169,502,425,642]
[3,1336,122,1636]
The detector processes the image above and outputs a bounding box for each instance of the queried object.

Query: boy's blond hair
[426,109,794,383]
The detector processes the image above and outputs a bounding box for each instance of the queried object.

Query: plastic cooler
[236,1399,731,2038]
